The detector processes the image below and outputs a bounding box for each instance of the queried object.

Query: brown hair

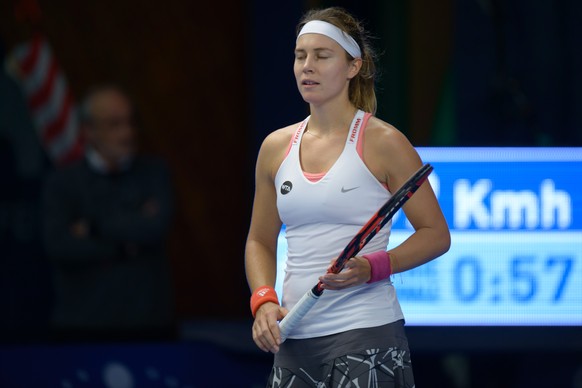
[297,7,377,114]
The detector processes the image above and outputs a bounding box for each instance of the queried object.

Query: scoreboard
[276,147,582,326]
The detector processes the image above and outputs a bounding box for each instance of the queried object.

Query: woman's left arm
[319,120,450,289]
[375,123,451,273]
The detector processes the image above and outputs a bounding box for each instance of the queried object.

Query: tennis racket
[278,163,433,342]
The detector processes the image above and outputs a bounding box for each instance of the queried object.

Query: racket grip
[279,289,319,343]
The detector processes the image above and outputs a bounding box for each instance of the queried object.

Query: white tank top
[275,110,404,339]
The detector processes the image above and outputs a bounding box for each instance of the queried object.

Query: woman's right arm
[245,128,291,353]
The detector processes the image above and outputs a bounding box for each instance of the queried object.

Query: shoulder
[363,116,423,184]
[256,122,302,177]
[42,159,89,198]
[260,122,300,153]
[365,116,412,149]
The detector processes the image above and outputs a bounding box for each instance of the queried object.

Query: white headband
[297,20,362,59]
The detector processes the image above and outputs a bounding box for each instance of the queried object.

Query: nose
[302,54,314,73]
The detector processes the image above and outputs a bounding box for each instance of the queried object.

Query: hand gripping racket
[278,163,433,342]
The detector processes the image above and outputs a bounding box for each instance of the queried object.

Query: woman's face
[294,33,359,107]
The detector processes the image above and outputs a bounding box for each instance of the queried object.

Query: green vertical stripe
[431,67,456,145]
[373,0,409,134]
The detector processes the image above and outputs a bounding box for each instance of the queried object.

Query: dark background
[0,0,581,387]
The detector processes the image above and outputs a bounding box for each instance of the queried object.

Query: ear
[347,57,363,80]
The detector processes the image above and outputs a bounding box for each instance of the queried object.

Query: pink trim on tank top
[304,171,326,182]
[284,113,388,189]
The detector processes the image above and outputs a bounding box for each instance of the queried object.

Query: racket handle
[279,289,319,343]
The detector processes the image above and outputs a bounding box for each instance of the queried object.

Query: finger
[280,307,289,318]
[252,323,269,352]
[323,270,351,282]
[258,334,277,353]
[262,313,283,353]
[253,316,278,353]
[326,258,337,272]
[343,258,356,269]
[258,324,279,353]
[319,275,348,290]
[268,320,281,353]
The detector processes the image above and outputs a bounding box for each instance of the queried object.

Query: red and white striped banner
[9,34,84,165]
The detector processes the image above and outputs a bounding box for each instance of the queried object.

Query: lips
[302,80,319,86]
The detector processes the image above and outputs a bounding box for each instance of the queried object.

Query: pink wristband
[363,251,392,283]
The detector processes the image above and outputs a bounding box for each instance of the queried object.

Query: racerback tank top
[275,110,404,339]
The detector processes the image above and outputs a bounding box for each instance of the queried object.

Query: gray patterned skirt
[267,320,415,387]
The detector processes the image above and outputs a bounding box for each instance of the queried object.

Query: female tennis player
[245,6,450,387]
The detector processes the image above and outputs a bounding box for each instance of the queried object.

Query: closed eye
[294,47,334,61]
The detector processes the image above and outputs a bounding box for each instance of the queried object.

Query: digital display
[276,147,582,326]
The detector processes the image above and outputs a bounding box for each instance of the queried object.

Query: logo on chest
[280,181,293,195]
[341,186,359,193]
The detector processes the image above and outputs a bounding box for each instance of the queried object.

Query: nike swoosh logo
[341,186,359,193]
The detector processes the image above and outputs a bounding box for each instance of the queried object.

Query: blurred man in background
[42,85,175,342]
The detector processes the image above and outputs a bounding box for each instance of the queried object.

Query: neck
[307,101,358,135]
